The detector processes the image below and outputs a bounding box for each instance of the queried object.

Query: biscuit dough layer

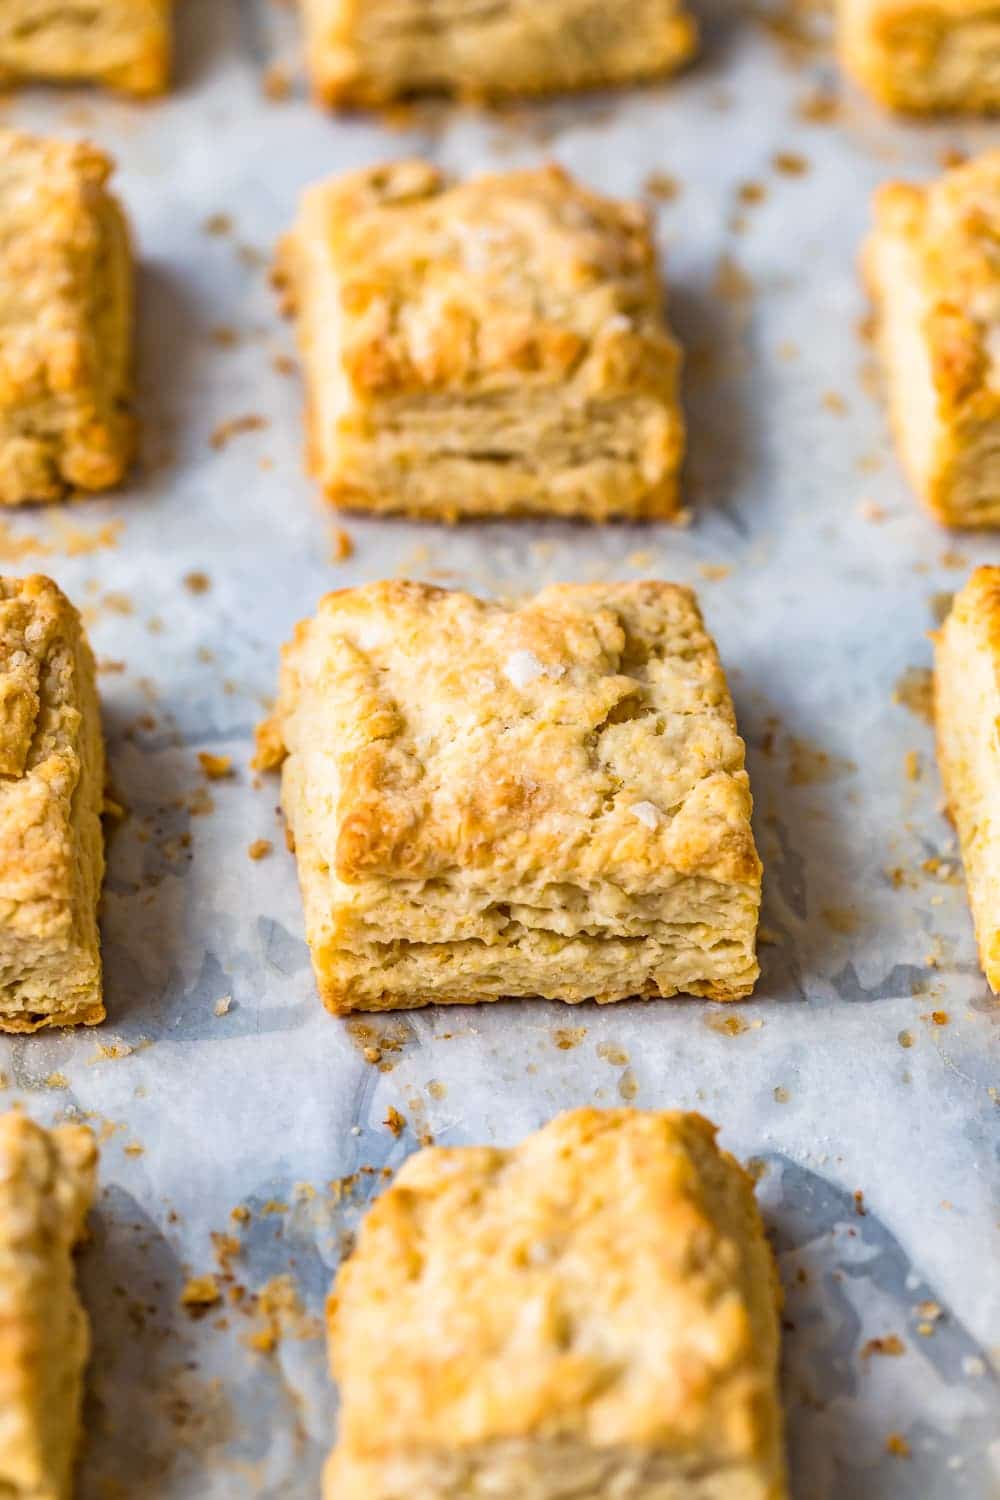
[0,1113,97,1500]
[303,0,696,105]
[325,1108,787,1500]
[0,574,105,1032]
[276,161,685,522]
[864,149,1000,525]
[259,580,761,1013]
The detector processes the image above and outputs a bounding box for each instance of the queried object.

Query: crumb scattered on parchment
[552,1026,586,1050]
[898,1030,914,1049]
[797,88,838,123]
[698,563,731,582]
[272,353,296,377]
[210,325,239,349]
[904,750,921,781]
[231,1205,250,1224]
[203,213,233,237]
[214,995,232,1017]
[854,1189,867,1216]
[627,549,654,569]
[773,1086,790,1104]
[45,1072,69,1090]
[597,1042,629,1066]
[893,667,934,724]
[184,571,211,594]
[823,390,847,415]
[384,1106,406,1136]
[643,171,680,202]
[248,839,272,860]
[738,180,767,204]
[427,1079,447,1100]
[773,150,809,176]
[822,907,859,935]
[714,252,754,304]
[210,414,268,450]
[618,1068,639,1101]
[787,737,857,787]
[704,1011,756,1037]
[862,1335,905,1359]
[346,1018,414,1071]
[858,500,886,523]
[198,752,233,781]
[181,1275,221,1313]
[245,1275,322,1354]
[330,527,354,562]
[262,64,292,101]
[886,1434,911,1459]
[940,549,967,570]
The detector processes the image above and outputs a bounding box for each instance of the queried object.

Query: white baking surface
[1,2,998,1495]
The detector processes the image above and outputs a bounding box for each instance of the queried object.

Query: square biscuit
[0,130,135,507]
[838,0,1000,113]
[934,567,1000,991]
[864,150,1000,527]
[301,0,696,106]
[0,574,106,1032]
[0,1113,96,1500]
[0,0,170,96]
[274,162,686,522]
[325,1108,787,1500]
[257,580,762,1013]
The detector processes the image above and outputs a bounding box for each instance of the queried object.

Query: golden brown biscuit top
[262,580,759,892]
[0,574,93,934]
[0,1112,96,1252]
[877,150,1000,412]
[937,564,1000,658]
[0,129,117,411]
[330,1108,773,1461]
[298,160,673,398]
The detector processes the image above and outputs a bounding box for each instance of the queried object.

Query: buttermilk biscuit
[325,1108,787,1500]
[301,0,697,106]
[274,161,685,522]
[864,150,1000,527]
[934,567,1000,991]
[0,0,170,96]
[0,130,135,507]
[257,580,762,1013]
[0,575,105,1032]
[838,0,1000,113]
[0,1113,97,1500]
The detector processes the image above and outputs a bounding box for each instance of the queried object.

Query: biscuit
[0,1113,97,1500]
[257,579,762,1013]
[301,0,696,106]
[0,130,135,506]
[864,150,1000,527]
[934,567,1000,991]
[274,162,686,522]
[325,1108,787,1500]
[0,574,106,1032]
[0,0,170,96]
[838,0,1000,113]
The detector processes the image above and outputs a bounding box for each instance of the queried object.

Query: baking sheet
[0,2,998,1494]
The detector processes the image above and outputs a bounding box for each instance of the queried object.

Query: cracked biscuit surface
[0,574,105,1032]
[301,0,696,106]
[324,1108,787,1500]
[934,567,1000,992]
[0,129,135,507]
[864,149,1000,526]
[275,161,685,522]
[257,580,761,1013]
[0,0,170,96]
[0,1113,97,1500]
[838,0,1000,112]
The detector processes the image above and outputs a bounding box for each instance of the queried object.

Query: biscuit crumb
[384,1106,406,1136]
[45,1072,69,1090]
[262,64,292,100]
[210,414,268,450]
[773,1086,790,1104]
[198,752,233,781]
[214,995,232,1017]
[643,171,680,201]
[886,1434,911,1459]
[773,151,809,176]
[552,1027,586,1050]
[331,527,354,562]
[862,1335,905,1359]
[248,839,272,860]
[184,571,211,594]
[698,563,731,581]
[203,213,232,236]
[181,1275,221,1311]
[904,750,921,781]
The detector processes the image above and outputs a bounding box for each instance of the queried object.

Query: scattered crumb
[231,1205,250,1224]
[822,390,847,415]
[886,1434,911,1459]
[705,1011,752,1037]
[262,64,291,101]
[643,171,680,201]
[552,1026,586,1050]
[892,667,933,724]
[773,150,809,176]
[181,1275,221,1311]
[773,1086,790,1104]
[245,1275,322,1354]
[203,213,233,236]
[248,839,272,860]
[210,414,268,450]
[698,563,731,581]
[797,89,838,123]
[210,325,239,349]
[45,1072,69,1090]
[384,1106,406,1136]
[214,995,232,1017]
[198,752,233,781]
[597,1042,629,1066]
[822,906,859,935]
[618,1068,639,1101]
[184,571,211,594]
[738,180,767,205]
[330,527,354,562]
[904,750,921,781]
[862,1334,905,1359]
[272,354,296,377]
[898,1030,914,1049]
[427,1079,447,1100]
[854,1190,867,1216]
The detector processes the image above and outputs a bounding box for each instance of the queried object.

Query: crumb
[231,1205,250,1224]
[853,1190,866,1216]
[124,1143,144,1157]
[643,171,680,201]
[384,1106,406,1137]
[181,1275,221,1310]
[272,353,296,377]
[898,1030,914,1049]
[184,571,211,594]
[330,527,354,562]
[886,1434,911,1459]
[214,995,233,1017]
[45,1072,69,1090]
[773,1086,790,1104]
[552,1026,586,1050]
[210,414,268,450]
[904,750,921,781]
[203,213,232,236]
[823,391,847,415]
[738,180,767,204]
[209,325,238,349]
[248,839,272,860]
[861,1334,905,1359]
[939,147,967,169]
[262,63,291,100]
[198,752,233,781]
[698,563,731,581]
[773,151,809,176]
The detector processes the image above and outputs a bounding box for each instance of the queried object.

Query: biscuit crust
[0,130,135,507]
[0,0,170,96]
[258,580,761,1013]
[864,150,1000,526]
[275,162,686,523]
[839,0,1000,113]
[0,574,106,1032]
[302,0,696,106]
[934,567,1000,991]
[0,1113,97,1500]
[325,1108,787,1500]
